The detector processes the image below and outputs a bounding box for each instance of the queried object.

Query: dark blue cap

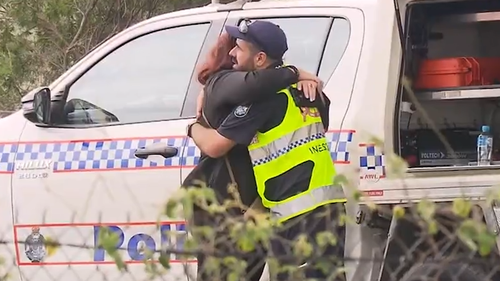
[225,20,288,60]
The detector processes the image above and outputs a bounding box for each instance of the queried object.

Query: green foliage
[453,198,472,218]
[457,219,497,256]
[0,0,210,110]
[392,205,406,219]
[162,177,500,279]
[417,199,438,234]
[96,226,127,271]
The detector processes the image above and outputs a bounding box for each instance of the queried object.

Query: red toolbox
[475,57,500,84]
[414,57,500,90]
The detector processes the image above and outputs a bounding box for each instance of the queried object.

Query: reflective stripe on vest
[250,122,325,167]
[270,185,345,221]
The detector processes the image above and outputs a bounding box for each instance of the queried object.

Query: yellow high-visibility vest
[248,85,346,223]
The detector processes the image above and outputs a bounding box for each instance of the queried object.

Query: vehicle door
[12,12,227,281]
[226,6,362,281]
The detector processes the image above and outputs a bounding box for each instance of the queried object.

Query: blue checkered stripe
[0,143,17,173]
[2,137,201,172]
[0,131,354,173]
[325,131,354,163]
[252,132,326,166]
[359,144,385,173]
[182,137,201,166]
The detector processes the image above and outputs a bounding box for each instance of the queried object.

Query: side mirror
[22,87,51,124]
[33,88,51,124]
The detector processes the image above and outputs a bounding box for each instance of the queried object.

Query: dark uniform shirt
[183,67,299,209]
[217,86,331,203]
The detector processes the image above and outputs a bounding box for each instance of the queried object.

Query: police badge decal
[25,227,46,263]
[234,105,251,118]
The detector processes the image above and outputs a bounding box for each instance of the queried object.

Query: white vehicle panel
[325,3,396,281]
[0,111,26,281]
[11,120,197,281]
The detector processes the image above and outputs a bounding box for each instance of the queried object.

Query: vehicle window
[63,23,210,125]
[260,17,332,74]
[318,18,350,81]
[249,17,350,80]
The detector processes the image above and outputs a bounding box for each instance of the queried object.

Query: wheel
[400,262,488,281]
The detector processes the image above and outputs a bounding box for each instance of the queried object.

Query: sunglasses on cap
[237,19,266,53]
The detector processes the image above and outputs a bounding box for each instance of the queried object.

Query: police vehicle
[2,0,500,280]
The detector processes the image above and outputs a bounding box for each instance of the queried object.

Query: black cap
[225,20,288,60]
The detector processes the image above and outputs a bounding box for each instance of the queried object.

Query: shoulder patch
[234,105,251,118]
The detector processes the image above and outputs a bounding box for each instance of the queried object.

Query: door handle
[134,142,178,159]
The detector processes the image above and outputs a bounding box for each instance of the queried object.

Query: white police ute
[2,0,500,280]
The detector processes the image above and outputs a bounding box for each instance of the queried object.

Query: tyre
[400,262,488,281]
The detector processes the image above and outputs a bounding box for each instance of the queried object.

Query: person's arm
[210,66,299,106]
[189,103,270,158]
[188,124,232,158]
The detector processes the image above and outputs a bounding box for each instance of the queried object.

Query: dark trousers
[191,206,267,281]
[269,203,346,281]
